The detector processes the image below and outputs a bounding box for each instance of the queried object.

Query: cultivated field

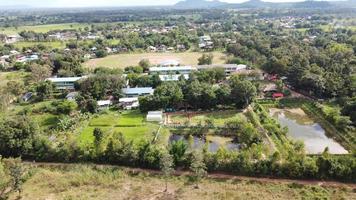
[13,164,356,200]
[12,41,67,49]
[77,110,159,146]
[0,23,90,35]
[168,110,246,126]
[84,52,227,69]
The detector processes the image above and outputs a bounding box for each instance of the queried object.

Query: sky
[0,0,309,7]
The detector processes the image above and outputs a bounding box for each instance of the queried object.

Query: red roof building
[272,93,284,98]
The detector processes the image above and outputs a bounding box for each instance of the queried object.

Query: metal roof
[122,87,154,94]
[159,74,189,81]
[46,77,84,83]
[149,66,195,72]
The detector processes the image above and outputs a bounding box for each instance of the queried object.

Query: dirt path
[23,161,356,189]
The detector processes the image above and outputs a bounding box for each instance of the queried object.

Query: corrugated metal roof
[46,77,84,83]
[122,87,154,94]
[149,66,195,72]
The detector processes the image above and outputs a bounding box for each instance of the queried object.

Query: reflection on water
[169,134,240,152]
[270,108,348,154]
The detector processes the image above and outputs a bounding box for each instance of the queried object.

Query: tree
[93,128,104,147]
[0,116,38,157]
[160,151,174,192]
[55,100,77,115]
[169,140,187,166]
[154,82,183,109]
[76,95,98,113]
[29,63,52,83]
[36,81,55,100]
[198,53,213,65]
[0,158,27,200]
[95,50,107,58]
[138,59,151,71]
[5,81,24,97]
[76,75,125,100]
[190,150,207,189]
[229,76,257,108]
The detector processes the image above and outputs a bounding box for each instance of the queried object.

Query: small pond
[270,108,348,154]
[169,134,240,153]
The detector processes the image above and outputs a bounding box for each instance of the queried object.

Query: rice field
[77,110,159,146]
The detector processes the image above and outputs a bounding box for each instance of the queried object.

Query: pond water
[169,134,240,152]
[270,108,348,154]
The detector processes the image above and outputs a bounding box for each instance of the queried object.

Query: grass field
[0,23,90,35]
[169,110,246,126]
[12,41,67,49]
[77,110,159,146]
[14,164,355,200]
[83,51,227,69]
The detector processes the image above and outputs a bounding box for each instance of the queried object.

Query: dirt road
[24,161,356,189]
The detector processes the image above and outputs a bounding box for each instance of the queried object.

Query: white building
[199,35,213,49]
[119,97,139,110]
[149,66,196,75]
[146,111,163,122]
[97,100,112,110]
[122,87,154,97]
[197,64,247,75]
[66,92,78,101]
[159,59,180,67]
[46,77,85,90]
[159,74,189,81]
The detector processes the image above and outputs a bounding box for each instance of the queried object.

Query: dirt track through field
[23,161,356,189]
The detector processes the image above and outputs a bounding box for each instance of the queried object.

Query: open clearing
[12,41,67,49]
[84,51,227,69]
[0,23,91,35]
[14,164,356,200]
[77,110,159,146]
[168,110,245,126]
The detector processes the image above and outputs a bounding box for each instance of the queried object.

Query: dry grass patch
[84,52,227,69]
[14,164,355,200]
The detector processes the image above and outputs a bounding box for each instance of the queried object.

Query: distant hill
[293,0,331,8]
[174,0,356,9]
[174,0,227,9]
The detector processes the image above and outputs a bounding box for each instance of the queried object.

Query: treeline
[0,115,355,182]
[139,72,257,112]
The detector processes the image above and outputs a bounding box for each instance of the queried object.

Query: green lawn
[0,23,90,35]
[12,41,66,49]
[77,110,159,146]
[84,51,227,69]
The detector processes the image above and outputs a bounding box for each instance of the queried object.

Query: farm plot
[167,110,246,127]
[77,110,159,147]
